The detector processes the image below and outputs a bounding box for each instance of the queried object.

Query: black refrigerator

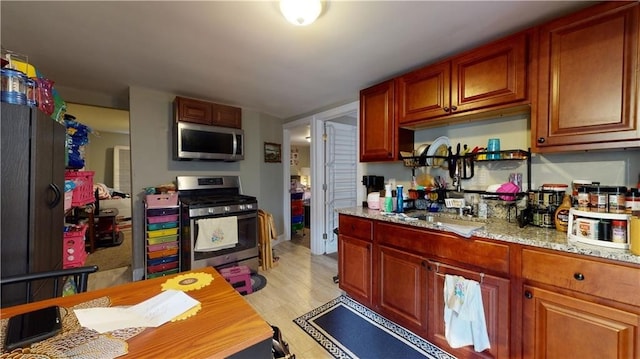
[1,102,66,307]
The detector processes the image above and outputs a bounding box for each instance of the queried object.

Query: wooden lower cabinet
[427,262,510,359]
[375,244,428,337]
[338,235,372,306]
[338,215,640,358]
[522,285,640,359]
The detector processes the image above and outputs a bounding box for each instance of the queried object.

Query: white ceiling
[1,1,591,122]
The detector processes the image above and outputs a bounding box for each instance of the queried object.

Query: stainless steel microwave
[175,121,244,161]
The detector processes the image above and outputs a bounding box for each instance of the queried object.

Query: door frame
[282,101,360,255]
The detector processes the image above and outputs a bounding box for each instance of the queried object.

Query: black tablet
[4,306,62,351]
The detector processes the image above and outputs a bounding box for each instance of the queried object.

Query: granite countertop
[337,207,640,265]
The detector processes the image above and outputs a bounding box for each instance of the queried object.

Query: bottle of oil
[554,194,572,232]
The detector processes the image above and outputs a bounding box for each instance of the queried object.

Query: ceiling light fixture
[280,0,322,26]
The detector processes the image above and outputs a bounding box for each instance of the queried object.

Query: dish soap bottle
[554,194,572,232]
[384,184,393,213]
[396,185,404,213]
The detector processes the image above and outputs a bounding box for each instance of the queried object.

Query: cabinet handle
[524,290,533,299]
[49,183,61,209]
[450,106,457,112]
[443,107,450,112]
[537,137,546,144]
[573,273,585,281]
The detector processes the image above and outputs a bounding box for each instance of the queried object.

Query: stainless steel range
[177,176,259,272]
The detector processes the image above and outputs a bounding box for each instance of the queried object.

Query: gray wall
[128,87,283,280]
[83,131,130,188]
[58,85,284,280]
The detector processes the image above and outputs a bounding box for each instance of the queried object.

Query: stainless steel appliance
[174,122,244,161]
[177,176,258,271]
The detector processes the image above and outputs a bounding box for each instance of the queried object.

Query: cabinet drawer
[339,215,372,241]
[522,248,640,306]
[376,222,510,275]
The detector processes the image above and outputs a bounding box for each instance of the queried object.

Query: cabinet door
[397,61,451,123]
[359,80,396,161]
[175,96,212,125]
[338,235,372,306]
[31,111,65,276]
[375,244,428,336]
[211,103,242,128]
[452,31,528,114]
[534,2,640,151]
[1,105,64,305]
[1,104,31,282]
[427,262,510,359]
[523,285,639,359]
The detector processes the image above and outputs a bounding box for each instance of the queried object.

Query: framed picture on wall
[264,142,281,163]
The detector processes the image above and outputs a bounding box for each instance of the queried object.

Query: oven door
[186,210,258,270]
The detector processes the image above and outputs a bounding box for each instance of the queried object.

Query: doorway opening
[64,103,132,289]
[283,101,359,256]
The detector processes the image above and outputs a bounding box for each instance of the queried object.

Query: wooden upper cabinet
[397,62,451,123]
[175,96,242,129]
[360,80,413,162]
[211,103,242,129]
[533,2,639,152]
[175,96,212,125]
[452,31,528,114]
[397,31,528,124]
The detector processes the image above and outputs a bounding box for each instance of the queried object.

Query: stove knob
[208,208,216,214]
[246,204,254,209]
[238,204,246,211]
[224,206,231,212]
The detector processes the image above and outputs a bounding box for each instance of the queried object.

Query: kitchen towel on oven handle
[195,216,239,251]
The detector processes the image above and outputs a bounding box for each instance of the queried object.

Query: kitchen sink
[405,212,486,238]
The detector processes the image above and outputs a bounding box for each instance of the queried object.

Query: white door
[323,121,357,254]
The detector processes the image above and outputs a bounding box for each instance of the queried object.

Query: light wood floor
[244,239,342,359]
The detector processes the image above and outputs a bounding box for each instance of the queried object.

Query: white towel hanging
[195,216,238,252]
[443,274,491,352]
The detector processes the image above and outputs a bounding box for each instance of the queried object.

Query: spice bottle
[611,220,627,244]
[554,194,572,232]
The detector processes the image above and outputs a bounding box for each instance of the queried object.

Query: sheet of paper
[128,289,200,327]
[74,307,148,333]
[74,290,200,333]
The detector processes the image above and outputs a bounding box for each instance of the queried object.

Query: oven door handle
[235,212,257,220]
[193,212,257,222]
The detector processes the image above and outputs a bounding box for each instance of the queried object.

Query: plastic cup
[487,138,500,159]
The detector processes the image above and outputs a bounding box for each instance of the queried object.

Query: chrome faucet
[453,158,463,192]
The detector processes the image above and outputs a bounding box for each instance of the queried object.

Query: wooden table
[1,267,273,358]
